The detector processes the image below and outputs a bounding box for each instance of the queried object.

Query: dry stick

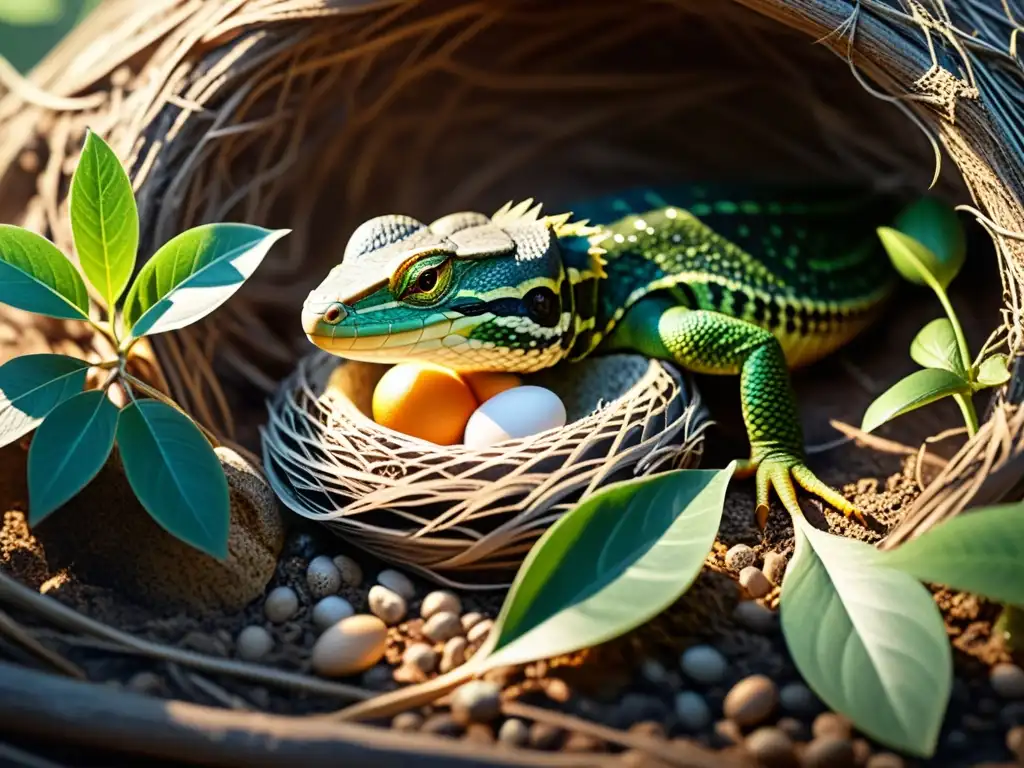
[0,572,370,703]
[828,419,950,469]
[0,609,84,680]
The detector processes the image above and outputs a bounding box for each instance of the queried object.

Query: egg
[372,362,478,445]
[461,371,523,403]
[462,385,567,448]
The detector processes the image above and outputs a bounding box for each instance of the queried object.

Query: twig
[0,610,84,680]
[828,420,950,468]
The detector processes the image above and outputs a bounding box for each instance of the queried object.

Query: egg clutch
[370,362,568,447]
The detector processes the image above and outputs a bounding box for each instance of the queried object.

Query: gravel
[377,569,416,600]
[733,600,775,633]
[802,736,857,768]
[498,718,530,746]
[467,618,494,644]
[421,590,462,618]
[679,645,728,685]
[450,680,502,725]
[403,642,438,675]
[422,611,462,643]
[723,674,777,727]
[332,555,363,587]
[725,543,756,572]
[263,586,299,623]
[440,636,468,673]
[674,691,712,731]
[236,625,273,661]
[762,551,787,585]
[738,566,772,598]
[311,595,355,630]
[779,682,818,715]
[745,726,796,767]
[306,555,342,598]
[990,663,1024,699]
[367,585,407,625]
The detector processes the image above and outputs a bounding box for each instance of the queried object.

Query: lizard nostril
[323,303,346,324]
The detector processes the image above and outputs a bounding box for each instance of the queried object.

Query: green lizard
[301,185,904,526]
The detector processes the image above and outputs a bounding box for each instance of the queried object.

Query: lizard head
[302,200,605,373]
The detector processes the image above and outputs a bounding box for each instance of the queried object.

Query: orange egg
[371,362,478,445]
[462,371,523,404]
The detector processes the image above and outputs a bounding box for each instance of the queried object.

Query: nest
[262,351,708,587]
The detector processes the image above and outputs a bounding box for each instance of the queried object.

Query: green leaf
[892,196,966,288]
[975,353,1011,389]
[910,318,966,377]
[478,463,735,669]
[880,502,1024,606]
[122,224,289,339]
[0,354,90,448]
[861,368,970,433]
[0,225,91,320]
[27,390,118,525]
[115,399,229,558]
[781,515,951,757]
[69,129,139,311]
[0,0,63,25]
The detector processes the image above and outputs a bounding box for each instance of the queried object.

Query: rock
[450,680,502,725]
[733,600,775,633]
[852,738,872,764]
[866,754,905,768]
[679,645,728,685]
[32,446,285,614]
[498,718,530,747]
[563,733,605,753]
[775,717,809,742]
[738,566,772,598]
[311,614,387,676]
[392,712,423,732]
[762,551,787,585]
[711,719,743,748]
[361,664,397,692]
[423,611,462,643]
[725,543,756,572]
[126,671,162,695]
[723,675,777,727]
[943,729,970,751]
[264,586,299,623]
[236,625,273,661]
[779,682,818,715]
[614,692,669,728]
[311,595,355,630]
[306,556,342,598]
[367,585,407,625]
[461,612,484,632]
[674,691,711,731]
[440,636,468,673]
[528,722,563,750]
[464,724,495,744]
[421,590,461,619]
[802,737,856,768]
[332,554,363,587]
[467,618,494,644]
[745,727,796,768]
[991,663,1024,699]
[641,658,672,686]
[403,642,438,675]
[1006,725,1024,759]
[421,713,462,737]
[543,677,571,704]
[377,568,415,600]
[812,712,852,740]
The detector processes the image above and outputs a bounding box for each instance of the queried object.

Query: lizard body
[302,184,903,523]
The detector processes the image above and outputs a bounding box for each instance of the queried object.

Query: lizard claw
[736,453,866,529]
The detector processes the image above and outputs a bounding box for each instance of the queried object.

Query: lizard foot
[735,453,866,529]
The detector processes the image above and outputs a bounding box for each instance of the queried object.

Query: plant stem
[123,373,221,447]
[952,392,979,437]
[935,289,973,381]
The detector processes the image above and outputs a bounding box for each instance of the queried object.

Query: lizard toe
[792,464,867,526]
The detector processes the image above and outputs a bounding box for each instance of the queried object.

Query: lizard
[301,184,904,527]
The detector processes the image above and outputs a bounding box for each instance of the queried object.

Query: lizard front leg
[608,299,864,527]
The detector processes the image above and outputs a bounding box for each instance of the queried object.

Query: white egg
[462,385,567,448]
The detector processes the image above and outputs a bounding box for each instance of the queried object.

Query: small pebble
[467,618,494,644]
[866,754,905,768]
[367,585,407,625]
[498,718,530,747]
[461,612,485,632]
[679,645,728,685]
[944,729,970,751]
[812,712,852,740]
[641,658,672,686]
[745,727,795,768]
[733,600,775,633]
[723,674,777,727]
[802,736,856,768]
[464,723,495,744]
[775,717,809,742]
[423,611,462,643]
[529,722,564,750]
[712,719,743,748]
[236,625,273,662]
[1006,725,1024,759]
[421,590,462,619]
[629,721,666,739]
[311,614,388,676]
[312,595,355,630]
[990,662,1024,699]
[762,551,787,585]
[126,671,162,695]
[544,677,572,704]
[450,680,502,725]
[852,738,872,764]
[332,554,363,587]
[674,691,711,731]
[306,555,342,598]
[779,682,818,715]
[421,713,462,737]
[725,543,757,572]
[739,566,773,598]
[440,636,468,673]
[377,568,416,600]
[563,733,605,753]
[403,642,438,675]
[263,586,299,623]
[361,664,397,692]
[614,693,668,728]
[392,711,423,732]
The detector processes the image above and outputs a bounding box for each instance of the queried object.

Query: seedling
[0,129,288,558]
[862,197,1009,437]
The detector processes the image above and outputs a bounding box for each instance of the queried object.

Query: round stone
[723,674,777,727]
[674,691,711,731]
[332,554,363,587]
[126,671,161,695]
[744,727,795,768]
[1006,725,1024,759]
[467,618,494,644]
[614,693,668,728]
[311,595,355,630]
[450,680,502,725]
[263,585,299,623]
[803,737,856,768]
[779,681,819,715]
[440,636,468,673]
[367,584,407,625]
[403,642,438,675]
[528,722,564,750]
[725,543,756,572]
[306,555,342,599]
[461,612,484,632]
[866,754,905,768]
[392,711,423,732]
[640,658,672,686]
[423,611,463,643]
[236,625,273,661]
[738,566,773,599]
[498,718,530,746]
[679,644,728,685]
[311,614,388,677]
[991,663,1024,699]
[420,590,462,619]
[812,712,852,740]
[421,713,462,737]
[377,568,416,600]
[733,600,775,633]
[762,551,788,585]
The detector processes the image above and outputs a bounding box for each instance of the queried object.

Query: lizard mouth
[303,313,472,359]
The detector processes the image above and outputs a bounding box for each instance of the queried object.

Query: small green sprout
[861,197,1009,438]
[0,129,289,558]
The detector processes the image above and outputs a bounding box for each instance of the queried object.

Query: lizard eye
[399,256,453,306]
[525,286,560,327]
[417,269,438,292]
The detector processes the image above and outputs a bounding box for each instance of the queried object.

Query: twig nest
[236,626,273,661]
[311,614,388,677]
[367,585,407,625]
[263,352,707,588]
[264,586,299,623]
[311,595,355,630]
[306,556,342,598]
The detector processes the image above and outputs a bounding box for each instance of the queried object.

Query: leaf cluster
[0,130,288,557]
[863,197,1009,437]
